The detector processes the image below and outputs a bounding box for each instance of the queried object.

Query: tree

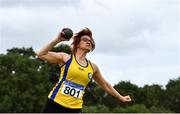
[112,104,150,113]
[0,47,53,112]
[0,45,179,113]
[139,84,165,108]
[103,81,139,109]
[83,81,100,105]
[82,104,110,113]
[0,44,72,112]
[162,77,180,112]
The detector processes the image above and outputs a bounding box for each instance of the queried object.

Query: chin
[85,49,91,52]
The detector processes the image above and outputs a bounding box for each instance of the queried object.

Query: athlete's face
[78,35,92,52]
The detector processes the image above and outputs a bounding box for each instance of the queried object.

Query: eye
[82,39,90,42]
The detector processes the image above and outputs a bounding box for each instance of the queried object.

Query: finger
[126,96,131,100]
[60,32,65,37]
[61,32,65,35]
[126,97,131,101]
[128,98,132,101]
[61,38,67,41]
[62,38,69,41]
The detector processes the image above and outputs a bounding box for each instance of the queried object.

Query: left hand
[120,95,132,102]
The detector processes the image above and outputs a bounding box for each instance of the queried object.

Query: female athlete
[36,27,131,113]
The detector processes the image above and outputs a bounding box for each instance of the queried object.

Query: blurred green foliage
[0,45,179,112]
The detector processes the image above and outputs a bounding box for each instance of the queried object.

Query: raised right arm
[35,31,70,64]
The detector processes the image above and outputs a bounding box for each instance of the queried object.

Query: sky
[0,0,180,87]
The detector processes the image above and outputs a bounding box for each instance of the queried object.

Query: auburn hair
[71,27,95,53]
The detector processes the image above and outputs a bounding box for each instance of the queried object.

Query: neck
[75,49,88,61]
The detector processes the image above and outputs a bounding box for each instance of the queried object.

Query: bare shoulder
[91,63,100,74]
[57,52,70,58]
[57,52,71,62]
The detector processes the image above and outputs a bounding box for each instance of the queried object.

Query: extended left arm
[92,63,131,103]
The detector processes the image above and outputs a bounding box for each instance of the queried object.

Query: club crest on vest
[88,72,93,80]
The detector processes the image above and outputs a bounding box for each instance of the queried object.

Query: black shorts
[42,99,82,113]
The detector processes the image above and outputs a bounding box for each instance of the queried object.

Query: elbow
[35,51,40,57]
[35,52,44,59]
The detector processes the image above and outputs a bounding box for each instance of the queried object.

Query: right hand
[55,30,69,42]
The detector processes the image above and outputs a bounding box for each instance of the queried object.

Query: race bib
[61,80,84,99]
